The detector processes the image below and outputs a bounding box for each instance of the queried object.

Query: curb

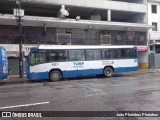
[1,76,27,83]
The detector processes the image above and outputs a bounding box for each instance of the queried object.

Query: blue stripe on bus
[114,66,139,73]
[27,66,138,80]
[62,69,103,77]
[27,72,48,80]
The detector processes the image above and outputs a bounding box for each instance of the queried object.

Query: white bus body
[27,45,138,81]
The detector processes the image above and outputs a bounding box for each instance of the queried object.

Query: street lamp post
[14,0,24,78]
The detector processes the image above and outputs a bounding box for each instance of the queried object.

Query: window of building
[69,50,85,61]
[128,36,133,41]
[151,5,157,13]
[139,36,145,42]
[101,35,111,45]
[152,22,158,31]
[150,46,154,51]
[57,34,71,45]
[86,50,101,60]
[156,46,160,53]
[116,35,121,41]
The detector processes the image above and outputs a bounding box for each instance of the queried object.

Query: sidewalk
[122,68,160,76]
[132,68,160,74]
[1,75,28,84]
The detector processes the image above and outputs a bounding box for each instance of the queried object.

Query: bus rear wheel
[49,70,62,82]
[104,67,113,77]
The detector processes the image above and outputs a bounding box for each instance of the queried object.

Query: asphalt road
[0,69,160,120]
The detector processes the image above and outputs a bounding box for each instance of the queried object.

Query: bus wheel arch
[103,66,114,77]
[49,69,62,82]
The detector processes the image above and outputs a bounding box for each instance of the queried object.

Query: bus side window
[50,50,68,61]
[105,51,111,59]
[69,50,85,61]
[126,49,132,58]
[50,53,56,61]
[102,49,116,59]
[59,52,67,61]
[86,50,101,60]
[117,49,133,59]
[118,49,127,59]
[133,48,137,58]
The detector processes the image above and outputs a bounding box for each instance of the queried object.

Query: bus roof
[38,45,136,50]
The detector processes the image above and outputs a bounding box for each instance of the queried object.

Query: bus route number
[52,63,58,66]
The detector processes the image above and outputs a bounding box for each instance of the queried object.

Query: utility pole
[14,0,24,78]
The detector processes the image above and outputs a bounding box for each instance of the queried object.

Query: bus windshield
[30,49,68,65]
[30,50,50,65]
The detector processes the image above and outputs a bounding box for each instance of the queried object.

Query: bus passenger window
[50,50,67,61]
[125,49,132,58]
[86,50,101,60]
[69,50,85,61]
[117,49,133,59]
[102,49,116,59]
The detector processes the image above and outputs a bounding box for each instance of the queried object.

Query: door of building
[149,53,155,68]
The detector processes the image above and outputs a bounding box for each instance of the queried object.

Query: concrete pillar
[107,9,111,21]
[143,0,147,4]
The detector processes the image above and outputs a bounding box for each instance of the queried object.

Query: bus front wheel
[49,70,62,82]
[104,67,113,77]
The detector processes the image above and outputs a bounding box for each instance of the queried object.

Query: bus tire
[49,70,62,82]
[104,67,113,77]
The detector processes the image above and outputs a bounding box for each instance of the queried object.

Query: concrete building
[148,0,160,68]
[0,0,151,74]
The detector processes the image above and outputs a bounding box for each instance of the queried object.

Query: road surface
[0,69,160,120]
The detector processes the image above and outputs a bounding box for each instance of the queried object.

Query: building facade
[0,0,151,74]
[148,0,160,68]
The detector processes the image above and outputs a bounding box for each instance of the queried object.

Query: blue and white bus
[0,46,8,79]
[27,45,138,81]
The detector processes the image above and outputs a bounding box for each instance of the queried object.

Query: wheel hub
[106,70,110,74]
[53,73,59,78]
